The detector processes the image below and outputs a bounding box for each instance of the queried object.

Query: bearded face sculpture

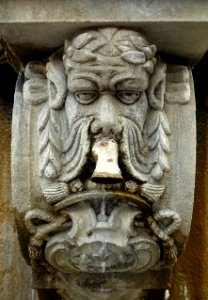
[12,28,196,298]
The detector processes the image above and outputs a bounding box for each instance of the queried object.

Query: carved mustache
[60,116,93,182]
[60,114,149,183]
[120,117,150,182]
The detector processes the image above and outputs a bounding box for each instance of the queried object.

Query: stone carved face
[66,55,149,139]
[33,29,178,276]
[19,28,189,296]
[61,28,160,184]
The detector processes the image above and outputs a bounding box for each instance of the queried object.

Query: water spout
[101,261,106,273]
[91,138,123,184]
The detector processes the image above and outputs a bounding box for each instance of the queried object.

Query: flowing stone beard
[60,97,93,183]
[120,92,151,183]
[60,59,152,184]
[59,91,150,185]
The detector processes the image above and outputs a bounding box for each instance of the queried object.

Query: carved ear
[165,65,191,104]
[147,62,166,110]
[46,54,67,110]
[64,40,71,52]
[23,62,48,105]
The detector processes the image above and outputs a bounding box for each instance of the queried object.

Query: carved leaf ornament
[22,29,190,187]
[12,28,195,296]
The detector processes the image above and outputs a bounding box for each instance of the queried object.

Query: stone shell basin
[45,190,160,273]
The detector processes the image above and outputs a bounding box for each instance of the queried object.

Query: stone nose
[90,94,122,138]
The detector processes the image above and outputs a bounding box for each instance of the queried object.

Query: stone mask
[12,27,195,298]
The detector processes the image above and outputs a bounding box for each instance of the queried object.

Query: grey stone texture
[11,27,196,299]
[0,0,208,64]
[0,1,203,299]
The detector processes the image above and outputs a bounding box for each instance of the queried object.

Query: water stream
[99,184,107,221]
[31,288,37,300]
[101,260,106,273]
[100,185,107,274]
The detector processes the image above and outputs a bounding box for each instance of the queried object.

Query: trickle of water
[101,261,106,273]
[31,289,37,300]
[164,289,170,300]
[98,185,108,275]
[97,184,108,222]
[101,184,106,214]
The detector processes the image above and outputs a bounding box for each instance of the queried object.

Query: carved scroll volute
[11,28,196,299]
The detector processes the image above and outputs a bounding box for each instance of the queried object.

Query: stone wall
[170,110,208,300]
[1,54,208,299]
[0,65,32,300]
[169,53,208,300]
[0,1,207,299]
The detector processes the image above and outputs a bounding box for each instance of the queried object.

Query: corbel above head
[0,0,208,66]
[11,26,196,299]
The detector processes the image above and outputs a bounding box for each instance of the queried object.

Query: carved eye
[75,92,98,104]
[117,91,140,104]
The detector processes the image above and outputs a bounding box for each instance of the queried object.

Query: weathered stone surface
[11,28,196,299]
[0,76,32,300]
[0,1,208,64]
[169,110,208,300]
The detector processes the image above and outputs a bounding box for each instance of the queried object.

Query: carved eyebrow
[116,79,142,90]
[71,73,99,84]
[68,78,98,92]
[109,75,140,91]
[68,72,100,90]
